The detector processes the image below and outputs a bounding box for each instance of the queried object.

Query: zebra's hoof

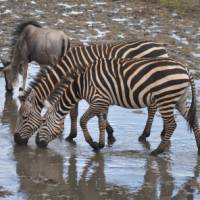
[65,136,74,142]
[65,137,76,145]
[99,142,105,149]
[91,141,100,152]
[150,148,164,156]
[14,133,28,145]
[108,136,116,145]
[140,140,151,150]
[106,126,114,134]
[138,135,147,142]
[36,140,48,148]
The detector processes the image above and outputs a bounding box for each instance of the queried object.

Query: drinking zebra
[36,57,200,155]
[14,41,168,145]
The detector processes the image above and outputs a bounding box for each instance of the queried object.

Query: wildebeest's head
[0,57,15,92]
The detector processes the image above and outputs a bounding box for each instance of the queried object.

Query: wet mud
[0,0,200,199]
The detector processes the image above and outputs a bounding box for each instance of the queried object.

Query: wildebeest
[0,20,70,92]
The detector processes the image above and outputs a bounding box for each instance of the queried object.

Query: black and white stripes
[14,41,168,145]
[36,57,200,155]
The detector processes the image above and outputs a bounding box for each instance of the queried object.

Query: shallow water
[1,0,200,200]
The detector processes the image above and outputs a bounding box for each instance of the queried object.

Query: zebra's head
[14,90,44,145]
[36,101,65,148]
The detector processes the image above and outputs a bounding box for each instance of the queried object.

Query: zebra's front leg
[98,114,107,149]
[151,115,176,156]
[80,105,107,151]
[65,104,78,142]
[138,105,157,142]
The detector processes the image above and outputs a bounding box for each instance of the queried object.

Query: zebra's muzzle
[35,133,48,148]
[14,133,28,145]
[36,139,48,148]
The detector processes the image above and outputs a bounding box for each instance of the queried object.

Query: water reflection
[1,91,18,133]
[14,146,131,200]
[0,0,200,198]
[13,142,200,200]
[171,157,200,200]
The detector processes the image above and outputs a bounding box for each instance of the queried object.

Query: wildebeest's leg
[0,59,14,92]
[65,104,78,142]
[138,104,157,142]
[4,69,13,92]
[20,62,28,91]
[151,112,176,156]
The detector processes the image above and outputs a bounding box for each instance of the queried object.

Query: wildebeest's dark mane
[11,20,42,58]
[15,20,42,36]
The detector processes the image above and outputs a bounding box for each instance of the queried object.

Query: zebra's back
[83,57,189,110]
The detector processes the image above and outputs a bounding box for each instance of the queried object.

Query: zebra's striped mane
[47,78,72,104]
[23,66,52,99]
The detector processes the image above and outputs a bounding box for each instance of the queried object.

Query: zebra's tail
[187,71,197,132]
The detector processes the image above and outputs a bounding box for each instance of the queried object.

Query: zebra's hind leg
[65,104,78,142]
[106,120,116,145]
[103,108,116,145]
[138,104,157,142]
[151,113,176,156]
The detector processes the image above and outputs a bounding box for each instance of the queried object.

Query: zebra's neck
[29,41,167,107]
[52,78,81,118]
[30,45,105,104]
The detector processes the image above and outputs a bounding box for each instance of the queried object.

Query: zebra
[14,41,168,145]
[36,57,200,155]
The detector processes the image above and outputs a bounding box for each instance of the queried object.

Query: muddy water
[1,0,200,199]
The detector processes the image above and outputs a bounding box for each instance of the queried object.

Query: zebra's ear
[43,100,52,109]
[41,100,52,117]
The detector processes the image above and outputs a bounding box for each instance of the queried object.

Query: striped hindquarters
[88,58,189,112]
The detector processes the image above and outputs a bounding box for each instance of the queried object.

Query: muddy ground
[0,0,200,200]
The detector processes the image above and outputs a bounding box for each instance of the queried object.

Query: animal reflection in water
[14,144,200,200]
[1,92,18,132]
